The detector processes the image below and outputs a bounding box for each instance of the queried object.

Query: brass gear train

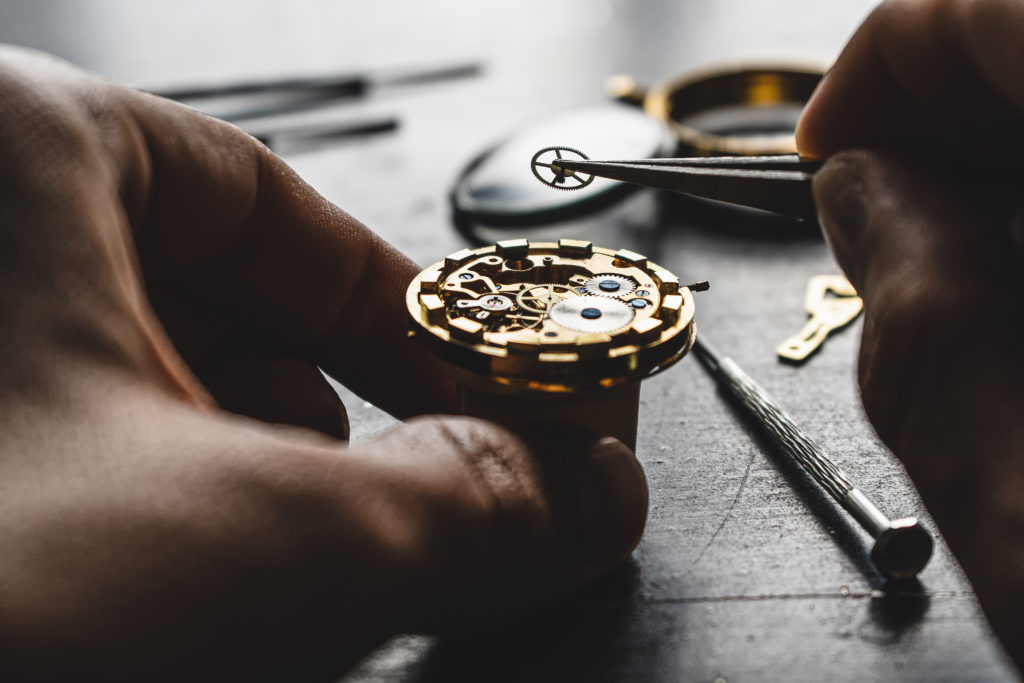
[407,239,700,391]
[515,283,577,315]
[584,274,637,298]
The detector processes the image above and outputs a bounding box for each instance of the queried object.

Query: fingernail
[569,437,648,574]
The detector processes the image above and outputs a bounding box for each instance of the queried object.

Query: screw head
[870,518,934,580]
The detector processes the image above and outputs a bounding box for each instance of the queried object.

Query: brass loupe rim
[610,62,825,156]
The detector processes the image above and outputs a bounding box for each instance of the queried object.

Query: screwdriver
[693,336,934,580]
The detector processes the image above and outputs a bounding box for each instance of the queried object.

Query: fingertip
[795,75,832,160]
[813,149,879,288]
[793,126,824,162]
[572,436,648,572]
[515,426,648,578]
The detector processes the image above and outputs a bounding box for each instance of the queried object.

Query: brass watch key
[777,275,863,362]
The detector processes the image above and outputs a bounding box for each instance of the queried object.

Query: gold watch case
[406,239,698,395]
[406,239,702,448]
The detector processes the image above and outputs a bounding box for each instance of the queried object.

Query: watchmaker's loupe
[451,63,824,236]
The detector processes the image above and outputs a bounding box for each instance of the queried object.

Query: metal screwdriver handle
[693,337,934,580]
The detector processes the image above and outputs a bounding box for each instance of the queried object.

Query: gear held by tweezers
[530,146,595,190]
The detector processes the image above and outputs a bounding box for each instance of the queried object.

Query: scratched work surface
[0,0,1016,680]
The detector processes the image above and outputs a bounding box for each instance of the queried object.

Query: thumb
[0,405,646,681]
[812,148,1024,665]
[812,149,1011,449]
[345,416,648,633]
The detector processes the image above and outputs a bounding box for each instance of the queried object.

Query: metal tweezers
[551,154,822,220]
[149,63,481,123]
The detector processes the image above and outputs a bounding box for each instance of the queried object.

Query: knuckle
[0,49,110,188]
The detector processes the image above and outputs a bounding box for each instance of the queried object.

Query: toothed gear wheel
[549,296,635,334]
[584,274,637,298]
[530,146,594,190]
[515,283,576,314]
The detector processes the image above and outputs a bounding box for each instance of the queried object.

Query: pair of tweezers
[551,154,822,221]
[151,63,481,123]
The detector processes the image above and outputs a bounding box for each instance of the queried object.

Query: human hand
[0,47,647,681]
[797,0,1024,662]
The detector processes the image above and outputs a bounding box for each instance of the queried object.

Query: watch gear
[583,274,637,298]
[549,296,634,333]
[515,283,577,314]
[530,146,595,190]
[477,294,514,311]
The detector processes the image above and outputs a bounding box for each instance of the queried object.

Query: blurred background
[0,0,881,262]
[0,1,878,260]
[0,1,874,88]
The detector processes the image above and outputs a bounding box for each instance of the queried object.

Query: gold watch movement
[406,238,704,447]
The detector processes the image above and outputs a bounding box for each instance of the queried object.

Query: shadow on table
[712,380,934,627]
[858,588,932,645]
[446,183,819,256]
[713,378,884,583]
[408,560,656,682]
[656,191,823,242]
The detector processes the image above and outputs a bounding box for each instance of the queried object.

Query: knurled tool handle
[696,338,934,578]
[717,356,855,501]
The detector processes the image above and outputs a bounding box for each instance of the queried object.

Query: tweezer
[149,62,481,123]
[551,154,822,220]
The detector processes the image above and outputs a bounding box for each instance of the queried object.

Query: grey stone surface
[336,217,1018,682]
